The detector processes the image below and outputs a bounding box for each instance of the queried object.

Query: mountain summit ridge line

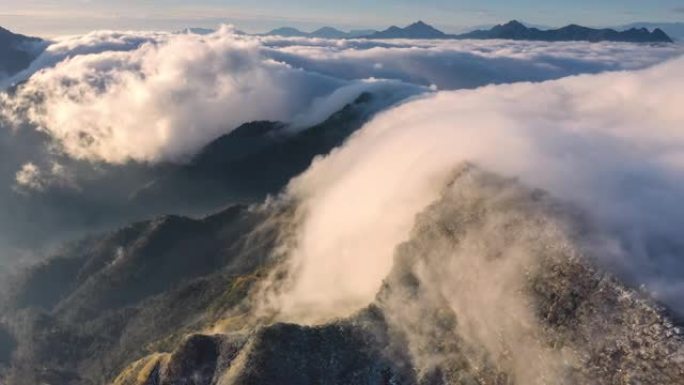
[263,19,674,43]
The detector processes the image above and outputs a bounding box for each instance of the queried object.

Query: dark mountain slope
[71,167,684,385]
[0,326,15,367]
[0,26,44,78]
[0,204,283,384]
[131,92,378,214]
[0,91,381,259]
[113,306,417,385]
[618,22,684,40]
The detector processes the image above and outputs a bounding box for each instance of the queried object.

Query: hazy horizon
[1,0,683,37]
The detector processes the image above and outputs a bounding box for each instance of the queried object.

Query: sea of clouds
[269,54,684,322]
[1,27,681,168]
[0,26,683,300]
[1,26,683,385]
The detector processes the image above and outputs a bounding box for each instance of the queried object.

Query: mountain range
[264,26,377,38]
[2,164,683,384]
[367,21,447,39]
[617,22,684,40]
[178,20,677,43]
[265,20,674,43]
[457,20,673,43]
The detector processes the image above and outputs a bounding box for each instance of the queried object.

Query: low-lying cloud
[0,26,682,272]
[2,27,410,164]
[2,29,681,166]
[261,36,683,89]
[2,25,684,383]
[271,54,684,322]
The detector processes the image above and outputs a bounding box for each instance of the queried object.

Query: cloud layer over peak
[270,54,684,322]
[0,26,682,269]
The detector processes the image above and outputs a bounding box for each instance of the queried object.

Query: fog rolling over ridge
[263,54,684,322]
[1,27,680,266]
[0,21,684,385]
[252,52,684,383]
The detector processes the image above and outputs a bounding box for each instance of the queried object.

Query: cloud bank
[2,25,684,384]
[261,36,683,89]
[2,29,681,166]
[2,27,407,164]
[270,54,684,322]
[0,26,682,273]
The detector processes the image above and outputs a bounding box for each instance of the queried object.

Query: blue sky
[2,0,683,37]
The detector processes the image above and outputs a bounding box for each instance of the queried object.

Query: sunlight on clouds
[270,55,684,321]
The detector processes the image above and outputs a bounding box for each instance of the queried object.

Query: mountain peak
[409,20,430,27]
[369,20,446,39]
[405,20,443,33]
[311,26,348,38]
[314,26,343,33]
[0,25,44,77]
[456,20,673,43]
[267,27,307,37]
[500,20,528,30]
[652,28,674,42]
[504,20,525,27]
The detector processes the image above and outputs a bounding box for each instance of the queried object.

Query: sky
[1,0,683,37]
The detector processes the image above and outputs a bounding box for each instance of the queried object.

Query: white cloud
[2,29,683,285]
[1,27,423,164]
[260,37,684,89]
[2,30,681,166]
[13,161,78,192]
[14,162,44,191]
[269,54,684,322]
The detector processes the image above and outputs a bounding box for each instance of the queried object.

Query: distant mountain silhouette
[368,21,447,39]
[456,20,673,43]
[311,26,348,39]
[266,27,309,37]
[617,22,684,40]
[348,29,378,38]
[0,26,44,78]
[263,20,673,43]
[265,26,378,38]
[180,27,215,35]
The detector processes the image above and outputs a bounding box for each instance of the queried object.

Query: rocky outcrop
[2,166,683,385]
[105,167,684,385]
[375,166,684,384]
